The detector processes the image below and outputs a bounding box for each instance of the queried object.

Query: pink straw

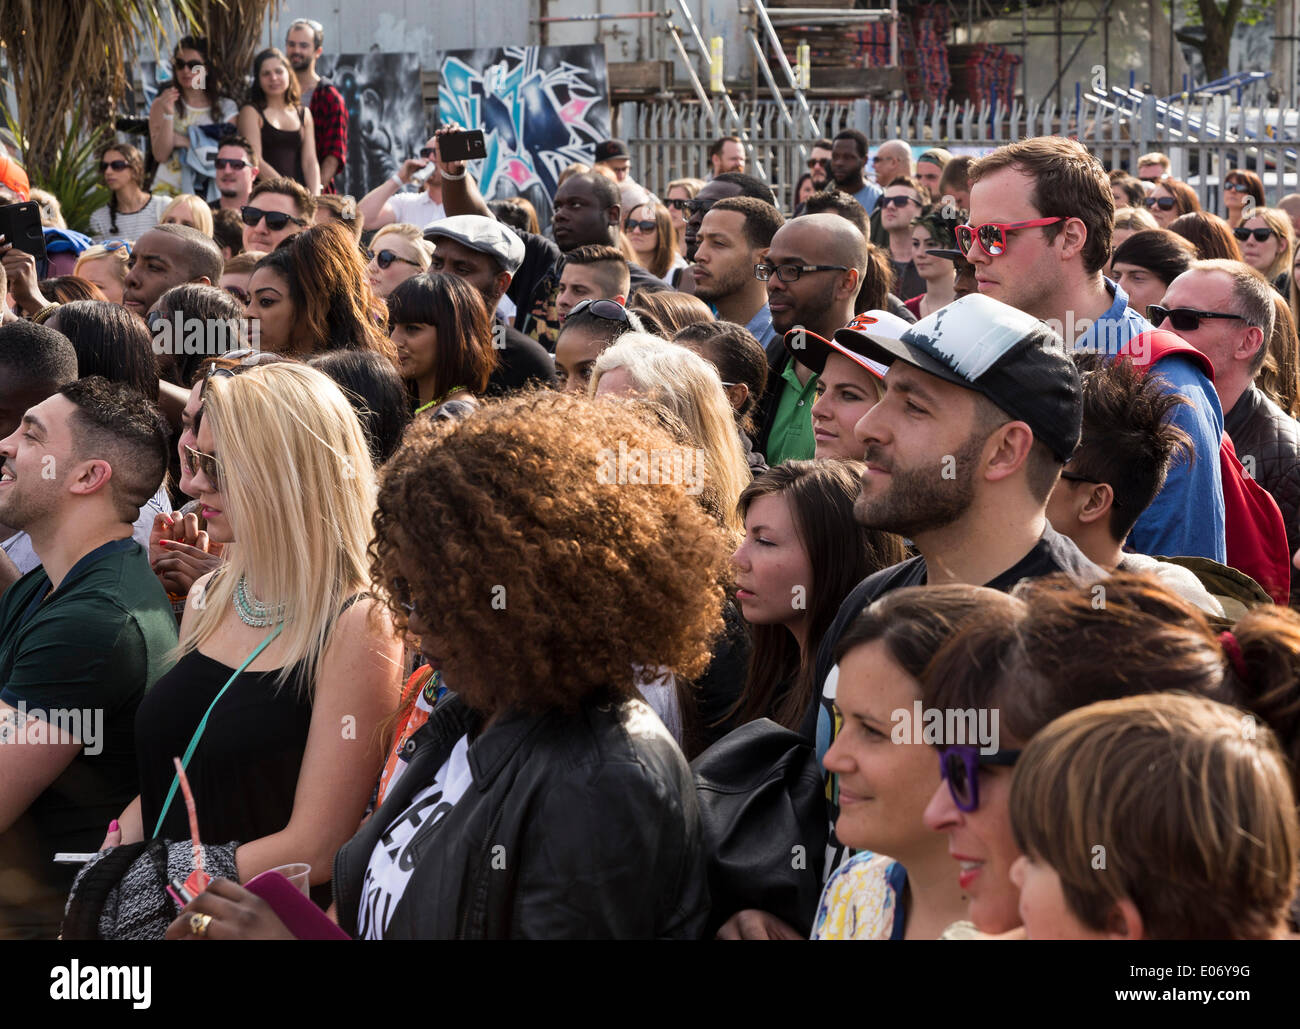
[172,756,207,887]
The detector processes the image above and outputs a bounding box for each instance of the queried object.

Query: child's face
[1009,854,1114,939]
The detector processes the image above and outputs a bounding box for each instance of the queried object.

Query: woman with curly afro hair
[168,391,726,939]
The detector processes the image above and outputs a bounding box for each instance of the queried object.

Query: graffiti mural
[318,52,427,201]
[439,45,611,234]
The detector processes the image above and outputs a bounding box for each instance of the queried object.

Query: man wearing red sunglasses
[964,136,1226,566]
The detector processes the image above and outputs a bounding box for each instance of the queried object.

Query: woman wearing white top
[147,36,238,200]
[88,143,170,242]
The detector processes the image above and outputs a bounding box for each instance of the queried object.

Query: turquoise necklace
[233,573,285,627]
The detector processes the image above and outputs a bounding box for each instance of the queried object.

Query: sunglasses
[418,147,438,160]
[241,205,307,231]
[1233,226,1276,242]
[173,59,205,72]
[101,159,130,172]
[183,444,223,493]
[955,217,1063,258]
[937,744,1021,813]
[684,198,715,216]
[101,238,132,255]
[665,198,691,211]
[215,158,251,171]
[1225,182,1253,193]
[368,248,421,270]
[1143,196,1177,210]
[624,219,657,233]
[754,262,848,283]
[1146,304,1248,331]
[568,298,630,322]
[881,194,921,209]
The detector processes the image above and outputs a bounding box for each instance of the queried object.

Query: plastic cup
[268,862,311,896]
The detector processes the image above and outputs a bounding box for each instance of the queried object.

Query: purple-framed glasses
[937,744,1021,812]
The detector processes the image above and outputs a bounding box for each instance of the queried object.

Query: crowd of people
[1,24,1300,942]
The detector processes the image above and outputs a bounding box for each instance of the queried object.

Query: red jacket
[1120,330,1291,604]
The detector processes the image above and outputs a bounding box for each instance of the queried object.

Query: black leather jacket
[333,692,709,939]
[1225,385,1300,606]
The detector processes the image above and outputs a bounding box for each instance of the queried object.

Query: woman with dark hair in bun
[1109,228,1197,318]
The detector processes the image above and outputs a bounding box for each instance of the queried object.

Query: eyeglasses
[568,298,630,322]
[955,217,1063,258]
[1233,226,1276,242]
[624,219,657,234]
[1143,196,1177,210]
[223,285,250,304]
[665,198,691,211]
[1146,305,1248,332]
[684,199,715,216]
[367,248,421,270]
[754,262,849,282]
[183,444,223,493]
[215,158,251,171]
[174,59,205,72]
[418,147,438,160]
[937,744,1021,813]
[881,194,921,209]
[101,160,130,172]
[101,239,132,255]
[241,205,307,231]
[1225,182,1253,193]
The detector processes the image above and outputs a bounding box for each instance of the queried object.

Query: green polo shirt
[765,360,820,465]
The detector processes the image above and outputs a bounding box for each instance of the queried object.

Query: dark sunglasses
[101,159,130,172]
[1224,181,1252,193]
[173,59,205,72]
[881,194,920,208]
[685,198,715,216]
[241,205,306,231]
[1146,304,1248,332]
[665,198,691,211]
[1233,226,1276,242]
[367,248,421,270]
[215,158,251,171]
[937,744,1021,813]
[101,238,132,255]
[568,298,630,322]
[223,284,250,305]
[624,219,657,233]
[1143,196,1177,210]
[183,443,223,493]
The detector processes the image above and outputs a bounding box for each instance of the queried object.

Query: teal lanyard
[151,624,284,840]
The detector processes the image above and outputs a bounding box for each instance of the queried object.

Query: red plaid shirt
[309,82,348,193]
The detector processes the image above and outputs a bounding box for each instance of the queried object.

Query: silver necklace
[233,573,285,627]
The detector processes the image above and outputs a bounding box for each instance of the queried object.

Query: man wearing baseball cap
[716,292,1106,942]
[593,139,649,214]
[424,215,555,393]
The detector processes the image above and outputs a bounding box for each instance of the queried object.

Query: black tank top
[258,107,306,188]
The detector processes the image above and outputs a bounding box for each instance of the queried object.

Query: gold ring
[189,912,213,937]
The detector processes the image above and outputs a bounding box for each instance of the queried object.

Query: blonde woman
[366,222,433,299]
[1110,206,1158,253]
[109,363,403,901]
[591,332,751,533]
[30,187,66,228]
[162,193,215,237]
[73,242,131,304]
[1235,207,1294,285]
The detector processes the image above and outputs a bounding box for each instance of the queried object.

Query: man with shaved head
[752,212,867,463]
[871,140,913,190]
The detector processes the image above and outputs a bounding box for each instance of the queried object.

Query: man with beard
[683,173,777,264]
[830,129,882,217]
[0,378,176,938]
[752,213,867,464]
[717,292,1105,941]
[285,18,348,193]
[694,197,783,348]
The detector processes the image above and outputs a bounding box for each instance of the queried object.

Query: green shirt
[765,359,820,465]
[0,538,178,936]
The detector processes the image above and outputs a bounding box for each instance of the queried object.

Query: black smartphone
[440,129,486,163]
[0,202,47,262]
